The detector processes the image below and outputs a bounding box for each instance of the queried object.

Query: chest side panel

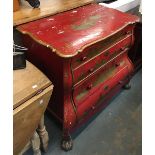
[22,35,65,120]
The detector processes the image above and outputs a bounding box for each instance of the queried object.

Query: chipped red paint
[17,3,139,57]
[17,3,139,143]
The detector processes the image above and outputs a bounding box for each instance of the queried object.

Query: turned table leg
[31,131,41,155]
[37,115,49,152]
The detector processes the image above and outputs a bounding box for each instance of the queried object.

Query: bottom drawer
[72,56,133,120]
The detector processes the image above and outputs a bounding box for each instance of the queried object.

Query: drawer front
[76,64,131,120]
[72,35,132,84]
[71,25,134,69]
[72,51,133,110]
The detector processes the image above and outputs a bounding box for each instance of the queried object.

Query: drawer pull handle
[104,51,110,56]
[89,68,94,73]
[119,80,123,84]
[81,56,87,61]
[104,85,109,90]
[92,106,95,110]
[121,47,129,51]
[87,84,93,90]
[126,31,131,35]
[121,47,126,51]
[115,62,120,67]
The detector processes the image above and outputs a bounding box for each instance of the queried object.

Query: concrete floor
[25,69,142,155]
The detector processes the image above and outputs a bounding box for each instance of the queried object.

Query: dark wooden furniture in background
[126,6,142,72]
[129,22,142,71]
[17,4,139,151]
[13,61,53,155]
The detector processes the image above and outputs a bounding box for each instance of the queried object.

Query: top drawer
[71,25,134,69]
[72,34,132,84]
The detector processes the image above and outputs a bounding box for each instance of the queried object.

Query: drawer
[72,50,133,109]
[76,64,131,121]
[72,35,132,84]
[71,24,134,69]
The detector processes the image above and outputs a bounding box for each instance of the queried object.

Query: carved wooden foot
[123,83,131,89]
[37,115,49,152]
[61,135,73,151]
[31,131,41,155]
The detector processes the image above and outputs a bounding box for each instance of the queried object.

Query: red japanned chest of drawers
[17,3,139,151]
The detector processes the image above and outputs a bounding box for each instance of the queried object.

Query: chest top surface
[13,61,52,109]
[17,3,139,58]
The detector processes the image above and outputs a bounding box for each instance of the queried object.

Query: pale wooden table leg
[31,131,41,155]
[37,115,49,152]
[19,142,31,155]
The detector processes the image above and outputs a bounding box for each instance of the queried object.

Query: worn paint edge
[17,20,139,58]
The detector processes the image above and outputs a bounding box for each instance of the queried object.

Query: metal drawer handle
[119,80,123,84]
[89,68,94,73]
[87,84,93,90]
[104,51,110,56]
[91,106,95,110]
[126,31,131,35]
[121,46,129,51]
[115,62,120,67]
[104,85,109,90]
[81,56,87,61]
[121,47,126,51]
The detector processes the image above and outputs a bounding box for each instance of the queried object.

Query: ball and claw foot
[61,137,73,151]
[123,83,131,89]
